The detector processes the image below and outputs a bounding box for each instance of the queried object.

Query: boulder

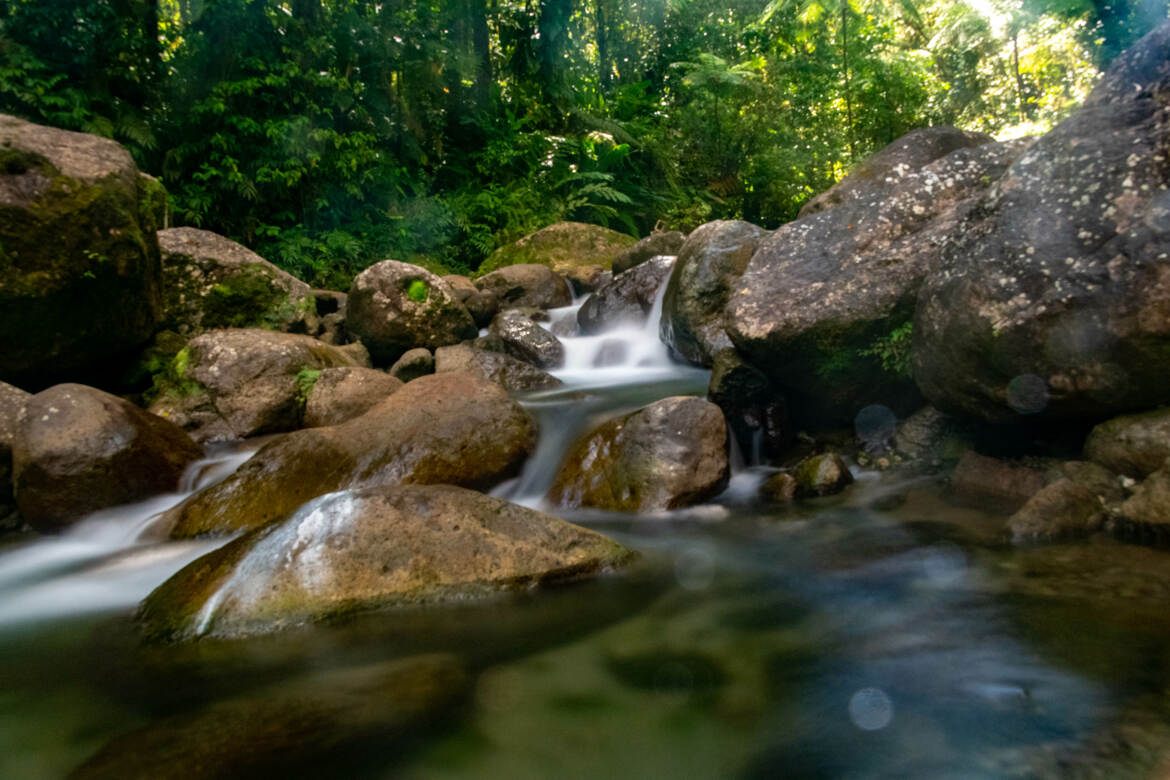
[346,260,477,366]
[1114,464,1170,544]
[464,289,500,327]
[140,485,633,641]
[73,655,467,777]
[13,384,202,531]
[760,472,798,503]
[707,349,790,462]
[488,310,564,368]
[434,343,562,392]
[726,138,1028,425]
[302,367,403,428]
[792,453,854,498]
[548,396,729,512]
[155,371,537,538]
[441,274,477,301]
[478,221,636,275]
[612,230,686,275]
[157,227,318,336]
[893,405,959,461]
[0,381,30,525]
[798,126,994,218]
[474,264,573,310]
[311,288,347,316]
[661,220,770,366]
[388,348,434,383]
[316,311,348,345]
[948,451,1048,511]
[1084,408,1170,478]
[913,22,1170,423]
[147,329,362,442]
[577,255,674,334]
[0,114,164,388]
[562,264,610,295]
[1007,478,1104,542]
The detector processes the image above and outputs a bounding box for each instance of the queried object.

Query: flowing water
[4,279,1170,777]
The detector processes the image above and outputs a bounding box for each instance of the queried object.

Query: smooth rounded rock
[302,367,403,428]
[1084,408,1170,478]
[479,221,636,276]
[612,231,686,275]
[489,310,564,368]
[474,264,573,310]
[434,343,562,392]
[793,453,854,498]
[388,347,434,383]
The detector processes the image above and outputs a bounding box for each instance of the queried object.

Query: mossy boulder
[0,114,164,388]
[913,22,1170,422]
[346,260,477,366]
[153,371,538,538]
[13,383,201,531]
[792,453,854,498]
[139,484,633,641]
[1114,463,1170,545]
[302,366,403,428]
[661,220,770,366]
[725,136,1027,427]
[478,221,636,276]
[548,396,729,512]
[612,230,686,275]
[157,227,319,337]
[147,329,363,442]
[1084,407,1170,478]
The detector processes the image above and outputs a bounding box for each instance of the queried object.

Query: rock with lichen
[478,221,636,276]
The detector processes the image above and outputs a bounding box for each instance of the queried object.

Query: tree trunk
[538,0,573,110]
[596,0,609,90]
[472,0,494,111]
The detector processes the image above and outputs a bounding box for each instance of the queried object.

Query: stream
[3,279,1170,778]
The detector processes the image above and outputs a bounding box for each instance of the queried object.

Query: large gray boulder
[139,485,633,641]
[661,221,770,366]
[578,255,674,334]
[725,137,1026,425]
[612,230,686,275]
[0,114,165,387]
[158,227,318,336]
[346,260,477,366]
[474,264,573,310]
[148,329,362,442]
[154,371,538,538]
[548,396,729,512]
[913,22,1170,423]
[14,384,202,531]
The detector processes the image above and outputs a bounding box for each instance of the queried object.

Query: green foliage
[860,321,914,378]
[294,367,322,406]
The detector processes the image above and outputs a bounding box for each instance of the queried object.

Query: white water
[0,445,258,627]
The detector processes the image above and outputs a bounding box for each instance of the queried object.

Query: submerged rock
[140,485,633,641]
[1084,408,1170,478]
[434,343,563,392]
[147,329,362,442]
[578,255,674,334]
[474,264,573,310]
[157,227,318,337]
[726,137,1026,426]
[388,347,434,382]
[612,230,686,275]
[156,371,537,538]
[661,220,770,366]
[346,260,477,366]
[948,451,1048,512]
[302,367,402,428]
[760,472,798,503]
[73,654,468,777]
[913,22,1170,422]
[792,453,854,498]
[548,396,729,512]
[479,221,636,275]
[0,114,165,388]
[488,309,565,368]
[14,384,201,531]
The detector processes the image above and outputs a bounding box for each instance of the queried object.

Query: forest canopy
[1,0,1166,286]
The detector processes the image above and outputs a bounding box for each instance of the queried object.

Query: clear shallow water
[4,293,1170,777]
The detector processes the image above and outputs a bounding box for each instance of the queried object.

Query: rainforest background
[1,0,1166,288]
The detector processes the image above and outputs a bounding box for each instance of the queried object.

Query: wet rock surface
[578,255,674,334]
[913,23,1170,422]
[346,260,477,366]
[0,381,31,528]
[792,453,854,498]
[707,349,790,462]
[488,309,565,368]
[157,371,537,538]
[612,231,686,275]
[147,329,362,442]
[948,451,1049,512]
[14,383,201,531]
[1084,407,1170,478]
[661,220,770,366]
[474,264,573,310]
[157,227,318,337]
[549,396,729,512]
[140,485,634,641]
[302,366,403,428]
[434,343,563,392]
[1008,478,1105,542]
[0,114,165,388]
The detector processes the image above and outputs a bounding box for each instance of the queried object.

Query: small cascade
[0,444,260,627]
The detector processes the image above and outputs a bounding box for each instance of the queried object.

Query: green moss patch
[405,278,429,303]
[203,266,288,330]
